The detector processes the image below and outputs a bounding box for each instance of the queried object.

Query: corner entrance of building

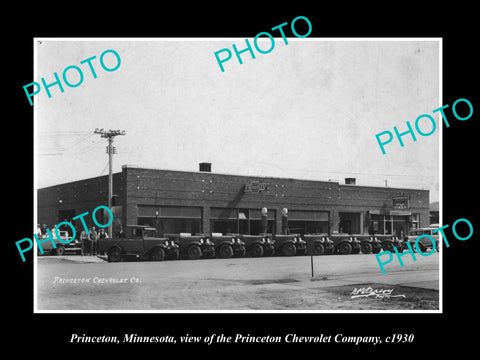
[339,212,361,234]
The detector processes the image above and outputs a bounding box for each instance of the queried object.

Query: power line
[36,131,93,137]
[38,132,96,154]
[68,133,96,147]
[248,160,434,178]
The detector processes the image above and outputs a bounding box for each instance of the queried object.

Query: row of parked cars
[38,225,439,262]
[96,225,433,263]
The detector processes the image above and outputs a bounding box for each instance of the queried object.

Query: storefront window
[339,212,361,234]
[137,205,202,235]
[211,207,238,234]
[287,210,329,235]
[249,219,275,235]
[248,208,276,235]
[370,215,387,234]
[386,216,393,234]
[288,220,329,235]
[392,215,408,238]
[239,209,249,234]
[211,219,238,234]
[211,207,276,235]
[412,213,420,229]
[369,214,408,237]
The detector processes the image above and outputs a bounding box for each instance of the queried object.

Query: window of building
[238,209,249,234]
[210,208,276,235]
[412,213,420,229]
[369,214,409,237]
[247,208,276,235]
[137,205,202,235]
[248,219,276,235]
[338,212,361,234]
[287,210,329,235]
[211,207,238,234]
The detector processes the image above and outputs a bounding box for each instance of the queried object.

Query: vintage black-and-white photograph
[34,38,441,312]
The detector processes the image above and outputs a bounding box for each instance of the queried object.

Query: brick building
[37,164,430,239]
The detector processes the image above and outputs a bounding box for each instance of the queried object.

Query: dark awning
[368,210,411,216]
[390,210,411,216]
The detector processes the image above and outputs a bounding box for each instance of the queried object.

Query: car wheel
[55,246,65,256]
[382,242,394,253]
[313,242,325,255]
[107,247,121,262]
[218,244,234,258]
[360,242,373,254]
[187,245,202,260]
[249,243,264,257]
[282,243,296,256]
[151,247,165,261]
[338,242,352,255]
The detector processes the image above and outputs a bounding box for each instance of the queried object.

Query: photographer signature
[350,286,406,300]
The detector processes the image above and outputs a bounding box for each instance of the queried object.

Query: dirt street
[36,253,440,311]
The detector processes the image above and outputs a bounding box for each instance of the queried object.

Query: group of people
[80,227,108,256]
[36,223,126,257]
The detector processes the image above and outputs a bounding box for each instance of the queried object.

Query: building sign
[244,181,270,193]
[393,196,409,210]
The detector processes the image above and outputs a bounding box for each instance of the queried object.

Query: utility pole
[94,128,126,237]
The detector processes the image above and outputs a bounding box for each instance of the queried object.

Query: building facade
[37,164,430,239]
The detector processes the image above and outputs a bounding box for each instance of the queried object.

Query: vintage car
[329,233,361,255]
[373,234,405,253]
[209,233,246,258]
[302,233,334,255]
[350,234,382,254]
[240,233,275,257]
[273,234,306,256]
[98,225,178,262]
[406,228,439,253]
[164,233,215,260]
[36,229,82,256]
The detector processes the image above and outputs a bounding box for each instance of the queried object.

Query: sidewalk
[37,255,106,264]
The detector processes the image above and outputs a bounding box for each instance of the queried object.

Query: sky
[35,38,440,202]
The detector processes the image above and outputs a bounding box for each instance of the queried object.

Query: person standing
[98,228,108,239]
[97,228,108,256]
[40,224,47,236]
[89,226,98,256]
[80,229,89,255]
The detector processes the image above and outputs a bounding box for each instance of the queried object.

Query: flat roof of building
[37,164,429,193]
[120,165,429,192]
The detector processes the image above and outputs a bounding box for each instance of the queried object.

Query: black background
[5,3,478,356]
